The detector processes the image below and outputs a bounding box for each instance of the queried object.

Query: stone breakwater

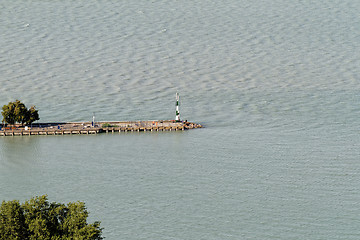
[0,120,202,136]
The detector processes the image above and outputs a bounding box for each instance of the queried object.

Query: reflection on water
[0,136,43,201]
[0,136,41,169]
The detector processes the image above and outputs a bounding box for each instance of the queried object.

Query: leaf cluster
[0,195,103,240]
[1,100,40,125]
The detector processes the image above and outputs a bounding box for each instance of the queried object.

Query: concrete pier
[0,120,202,137]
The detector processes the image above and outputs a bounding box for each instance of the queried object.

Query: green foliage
[0,200,27,239]
[13,100,28,125]
[1,100,40,125]
[101,123,116,128]
[1,101,16,125]
[25,106,40,125]
[0,195,103,240]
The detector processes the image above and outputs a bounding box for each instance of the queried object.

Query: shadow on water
[0,136,41,170]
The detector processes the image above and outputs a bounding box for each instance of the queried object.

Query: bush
[102,123,116,128]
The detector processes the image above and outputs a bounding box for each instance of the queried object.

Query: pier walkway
[0,120,202,136]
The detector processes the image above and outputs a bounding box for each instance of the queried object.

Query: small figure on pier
[175,92,180,122]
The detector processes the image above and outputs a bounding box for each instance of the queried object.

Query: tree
[24,106,40,125]
[1,100,40,126]
[1,101,16,125]
[0,195,103,240]
[0,200,28,239]
[13,100,28,125]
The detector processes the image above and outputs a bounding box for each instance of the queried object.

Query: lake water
[1,1,360,239]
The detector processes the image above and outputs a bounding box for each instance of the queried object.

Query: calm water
[1,1,360,239]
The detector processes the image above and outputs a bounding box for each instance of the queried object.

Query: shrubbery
[101,123,117,128]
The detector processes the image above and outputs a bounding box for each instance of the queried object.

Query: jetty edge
[0,120,202,136]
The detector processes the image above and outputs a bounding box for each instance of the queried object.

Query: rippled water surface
[1,1,360,239]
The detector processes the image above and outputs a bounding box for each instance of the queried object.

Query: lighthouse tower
[175,92,180,122]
